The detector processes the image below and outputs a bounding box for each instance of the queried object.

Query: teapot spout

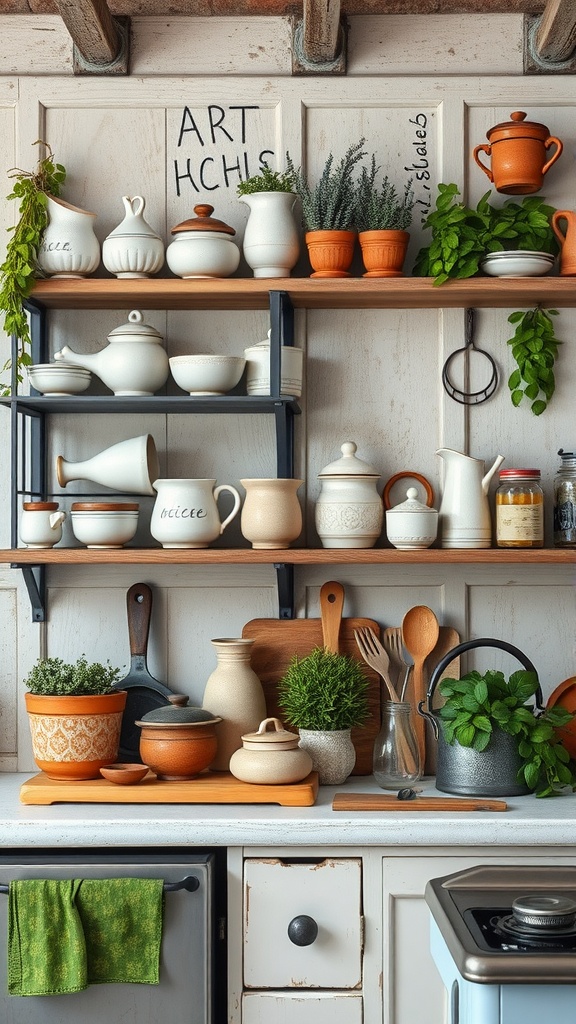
[482,454,505,494]
[54,345,98,373]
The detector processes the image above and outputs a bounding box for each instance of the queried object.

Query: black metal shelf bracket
[20,565,46,623]
[274,563,295,619]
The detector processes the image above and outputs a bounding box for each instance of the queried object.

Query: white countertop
[1,773,576,849]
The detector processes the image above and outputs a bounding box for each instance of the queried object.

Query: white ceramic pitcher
[38,195,100,278]
[151,479,241,548]
[437,448,505,549]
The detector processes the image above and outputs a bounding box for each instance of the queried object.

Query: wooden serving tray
[20,771,319,807]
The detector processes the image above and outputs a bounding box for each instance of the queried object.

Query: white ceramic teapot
[150,479,241,548]
[437,448,505,548]
[54,310,169,396]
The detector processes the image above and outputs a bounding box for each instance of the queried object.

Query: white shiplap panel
[0,17,72,75]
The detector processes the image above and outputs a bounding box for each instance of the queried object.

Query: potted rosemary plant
[0,143,66,395]
[277,646,370,784]
[24,656,126,781]
[286,138,366,277]
[355,157,415,276]
[236,164,299,278]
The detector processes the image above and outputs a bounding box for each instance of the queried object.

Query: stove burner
[494,913,576,947]
[463,906,576,953]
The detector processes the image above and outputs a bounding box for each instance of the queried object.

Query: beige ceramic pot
[229,717,313,784]
[240,478,303,549]
[202,638,267,771]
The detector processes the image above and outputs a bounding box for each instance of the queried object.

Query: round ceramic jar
[166,204,240,279]
[315,441,383,549]
[136,696,222,781]
[244,329,303,398]
[20,501,66,549]
[229,717,313,785]
[383,473,438,550]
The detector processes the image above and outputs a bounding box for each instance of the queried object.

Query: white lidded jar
[166,203,240,279]
[229,717,313,784]
[102,195,165,278]
[383,473,438,550]
[315,441,383,549]
[244,329,303,398]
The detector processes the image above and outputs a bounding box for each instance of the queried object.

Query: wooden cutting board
[332,793,507,812]
[243,582,381,775]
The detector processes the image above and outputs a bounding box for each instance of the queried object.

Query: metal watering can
[418,638,543,797]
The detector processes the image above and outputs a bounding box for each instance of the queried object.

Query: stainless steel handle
[0,874,200,895]
[287,914,318,945]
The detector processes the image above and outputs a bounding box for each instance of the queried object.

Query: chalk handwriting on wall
[405,113,431,223]
[174,105,275,195]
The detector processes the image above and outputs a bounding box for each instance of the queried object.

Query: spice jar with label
[554,449,576,547]
[495,469,544,548]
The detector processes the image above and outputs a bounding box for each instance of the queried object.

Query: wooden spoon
[401,605,440,769]
[320,581,345,654]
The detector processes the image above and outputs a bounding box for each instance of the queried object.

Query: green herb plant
[438,669,576,797]
[413,183,558,286]
[355,156,414,232]
[506,306,561,416]
[278,646,370,731]
[0,142,66,395]
[25,656,121,697]
[236,165,295,196]
[285,138,366,232]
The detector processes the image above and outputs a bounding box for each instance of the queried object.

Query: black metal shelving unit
[1,288,300,621]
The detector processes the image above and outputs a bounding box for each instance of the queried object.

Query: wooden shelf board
[2,548,576,565]
[28,277,576,311]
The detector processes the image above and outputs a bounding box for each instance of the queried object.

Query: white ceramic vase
[240,478,303,549]
[202,638,267,771]
[38,195,100,278]
[102,195,165,278]
[298,728,356,785]
[239,191,300,278]
[56,434,159,496]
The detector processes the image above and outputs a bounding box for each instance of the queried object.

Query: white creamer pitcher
[151,479,241,548]
[436,448,505,549]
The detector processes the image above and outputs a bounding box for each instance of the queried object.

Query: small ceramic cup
[20,502,66,549]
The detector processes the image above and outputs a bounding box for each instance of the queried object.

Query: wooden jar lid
[71,502,139,511]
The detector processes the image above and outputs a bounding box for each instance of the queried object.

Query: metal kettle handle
[417,637,543,737]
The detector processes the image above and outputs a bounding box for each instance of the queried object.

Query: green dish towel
[8,877,164,996]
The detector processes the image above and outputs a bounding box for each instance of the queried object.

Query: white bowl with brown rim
[70,501,139,548]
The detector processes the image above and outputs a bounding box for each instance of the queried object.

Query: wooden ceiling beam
[52,0,129,72]
[534,0,576,60]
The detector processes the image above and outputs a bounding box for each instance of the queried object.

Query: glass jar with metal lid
[554,449,576,547]
[495,469,544,548]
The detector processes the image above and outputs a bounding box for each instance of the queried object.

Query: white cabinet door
[244,858,362,988]
[242,991,363,1024]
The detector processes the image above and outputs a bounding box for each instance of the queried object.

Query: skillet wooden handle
[320,581,344,654]
[126,583,153,658]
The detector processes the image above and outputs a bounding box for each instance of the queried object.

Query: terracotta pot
[358,229,409,277]
[25,690,127,781]
[473,110,563,195]
[305,229,356,278]
[136,696,221,780]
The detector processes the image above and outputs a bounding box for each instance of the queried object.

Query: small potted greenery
[355,156,415,276]
[0,142,66,395]
[277,646,370,784]
[421,660,576,798]
[285,138,366,277]
[236,164,299,278]
[24,656,126,781]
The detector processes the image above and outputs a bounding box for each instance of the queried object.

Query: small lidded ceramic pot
[473,110,563,195]
[383,472,437,550]
[229,718,313,785]
[136,695,222,781]
[315,441,383,548]
[20,501,66,549]
[166,204,240,279]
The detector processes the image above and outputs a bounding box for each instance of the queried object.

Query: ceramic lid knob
[318,441,380,479]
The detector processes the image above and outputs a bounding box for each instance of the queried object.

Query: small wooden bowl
[99,763,149,785]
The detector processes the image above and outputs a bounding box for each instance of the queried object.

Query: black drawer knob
[287,914,318,946]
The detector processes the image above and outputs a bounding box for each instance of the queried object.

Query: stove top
[425,864,576,983]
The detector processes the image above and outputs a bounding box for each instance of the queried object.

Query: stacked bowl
[480,250,555,278]
[27,362,92,396]
[70,502,139,548]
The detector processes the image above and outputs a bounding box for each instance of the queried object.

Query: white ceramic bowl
[70,502,139,548]
[27,363,92,396]
[169,354,246,395]
[480,250,555,278]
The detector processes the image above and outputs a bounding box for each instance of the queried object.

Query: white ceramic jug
[437,448,505,548]
[239,191,300,278]
[102,195,165,278]
[38,195,100,278]
[151,479,241,548]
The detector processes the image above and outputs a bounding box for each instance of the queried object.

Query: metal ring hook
[442,308,499,405]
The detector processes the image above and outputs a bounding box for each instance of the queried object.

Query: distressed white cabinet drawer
[243,857,363,988]
[242,991,363,1024]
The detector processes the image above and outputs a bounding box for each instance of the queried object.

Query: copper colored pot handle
[473,143,494,181]
[383,472,434,510]
[542,136,563,175]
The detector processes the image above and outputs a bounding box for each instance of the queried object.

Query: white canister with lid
[166,204,240,279]
[244,329,303,397]
[315,441,383,549]
[229,717,313,784]
[383,472,438,550]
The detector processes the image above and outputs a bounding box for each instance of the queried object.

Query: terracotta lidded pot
[166,203,240,279]
[473,110,563,195]
[315,441,383,549]
[229,717,313,784]
[136,695,221,781]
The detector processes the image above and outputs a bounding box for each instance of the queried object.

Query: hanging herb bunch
[506,306,561,416]
[0,141,66,394]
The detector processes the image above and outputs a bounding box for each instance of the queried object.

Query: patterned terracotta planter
[305,230,356,278]
[25,690,127,780]
[358,229,410,277]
